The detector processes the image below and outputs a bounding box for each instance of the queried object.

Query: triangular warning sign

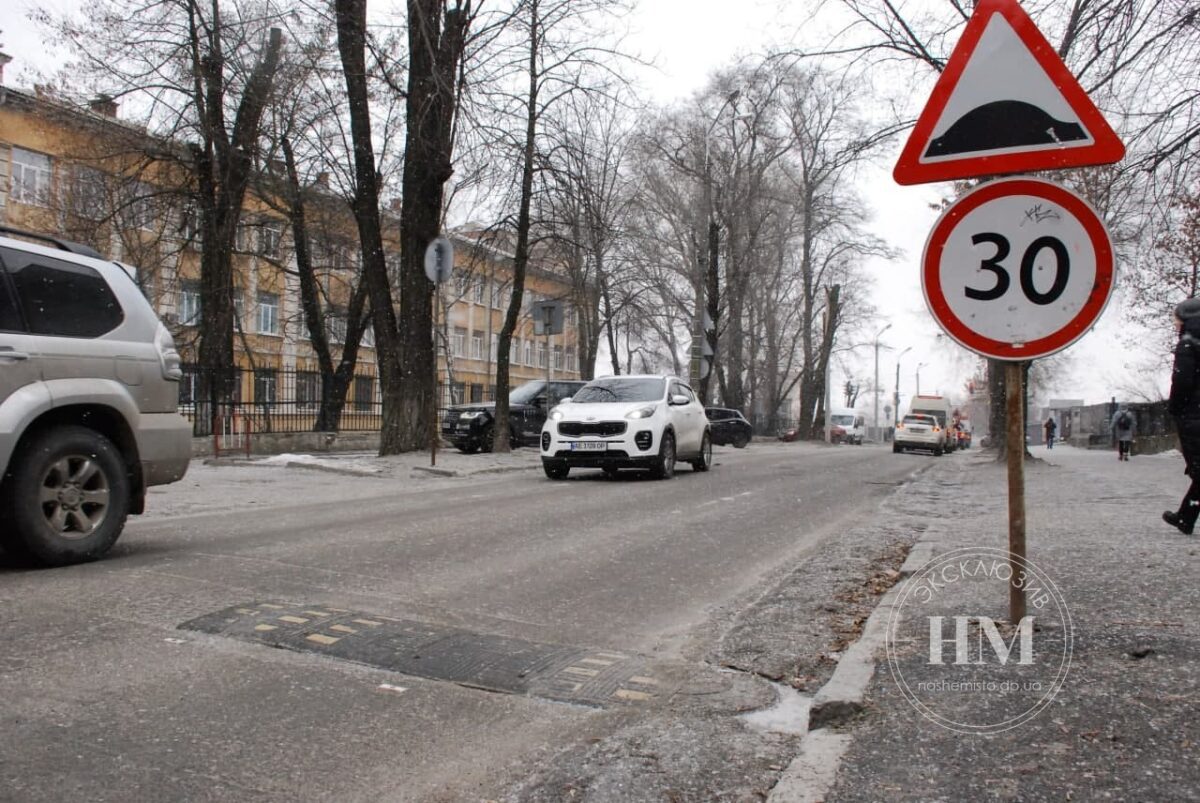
[893,0,1125,185]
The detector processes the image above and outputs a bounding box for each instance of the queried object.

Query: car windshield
[508,380,547,405]
[573,377,666,403]
[831,415,855,426]
[904,415,935,425]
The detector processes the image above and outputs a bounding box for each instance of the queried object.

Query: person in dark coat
[1111,405,1136,460]
[1043,416,1057,449]
[1163,298,1200,534]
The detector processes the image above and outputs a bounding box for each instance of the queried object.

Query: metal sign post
[1005,361,1027,622]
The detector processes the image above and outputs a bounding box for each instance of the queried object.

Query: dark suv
[443,379,585,453]
[705,407,753,448]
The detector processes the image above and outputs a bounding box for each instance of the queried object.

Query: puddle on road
[739,680,812,736]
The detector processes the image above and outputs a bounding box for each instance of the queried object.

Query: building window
[553,344,564,370]
[178,364,200,408]
[524,340,533,366]
[472,278,486,305]
[538,342,547,369]
[470,383,484,403]
[566,346,576,373]
[450,382,465,404]
[490,333,498,362]
[259,221,283,257]
[491,280,507,309]
[353,375,374,412]
[11,148,52,206]
[179,280,202,325]
[257,291,279,334]
[119,181,156,231]
[511,337,520,363]
[70,166,106,221]
[454,273,469,299]
[326,308,348,343]
[253,369,277,408]
[235,220,253,253]
[452,326,466,357]
[470,330,483,360]
[179,203,203,249]
[297,370,320,410]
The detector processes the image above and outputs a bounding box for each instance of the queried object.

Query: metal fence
[181,364,382,437]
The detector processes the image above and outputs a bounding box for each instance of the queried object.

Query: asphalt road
[0,442,926,801]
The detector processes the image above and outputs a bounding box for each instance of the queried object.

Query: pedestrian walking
[1111,405,1136,461]
[1164,298,1200,535]
[1043,417,1057,449]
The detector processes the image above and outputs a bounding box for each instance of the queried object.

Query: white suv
[0,227,191,565]
[540,375,712,480]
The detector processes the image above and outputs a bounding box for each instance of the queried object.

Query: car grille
[558,421,627,437]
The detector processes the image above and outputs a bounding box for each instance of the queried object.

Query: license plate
[909,427,926,433]
[569,441,607,452]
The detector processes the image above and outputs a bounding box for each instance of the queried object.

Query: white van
[829,408,866,445]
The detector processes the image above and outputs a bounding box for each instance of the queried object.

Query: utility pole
[917,362,927,397]
[894,346,911,428]
[872,323,891,441]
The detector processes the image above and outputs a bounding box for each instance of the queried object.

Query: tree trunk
[493,0,540,453]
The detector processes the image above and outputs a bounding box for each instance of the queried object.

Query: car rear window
[2,247,124,338]
[573,377,665,403]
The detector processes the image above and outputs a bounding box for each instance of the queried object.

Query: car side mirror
[670,394,690,406]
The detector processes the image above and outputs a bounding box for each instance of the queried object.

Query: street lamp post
[894,346,912,429]
[916,362,928,397]
[872,323,891,441]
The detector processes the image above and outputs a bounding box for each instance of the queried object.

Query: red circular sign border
[922,178,1114,361]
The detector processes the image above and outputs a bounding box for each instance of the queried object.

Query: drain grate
[180,602,671,708]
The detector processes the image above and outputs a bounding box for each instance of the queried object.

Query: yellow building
[0,57,582,432]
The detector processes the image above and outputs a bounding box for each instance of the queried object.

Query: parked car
[705,407,752,448]
[442,379,586,453]
[0,226,191,566]
[541,375,712,480]
[893,413,947,456]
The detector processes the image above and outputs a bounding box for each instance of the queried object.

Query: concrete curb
[411,463,538,479]
[767,730,854,803]
[283,461,385,479]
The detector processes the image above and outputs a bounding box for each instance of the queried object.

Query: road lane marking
[377,683,407,695]
[353,619,383,627]
[306,634,340,646]
[255,624,278,632]
[278,615,309,624]
[629,676,658,686]
[330,625,358,634]
[580,658,614,667]
[563,667,600,678]
[614,689,652,701]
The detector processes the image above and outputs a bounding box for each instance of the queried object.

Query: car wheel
[935,445,944,456]
[543,461,570,480]
[1,426,131,566]
[732,432,750,449]
[892,442,901,453]
[457,441,480,454]
[650,431,676,479]
[479,425,495,453]
[691,432,713,472]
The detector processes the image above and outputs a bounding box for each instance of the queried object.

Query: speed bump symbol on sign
[921,178,1114,361]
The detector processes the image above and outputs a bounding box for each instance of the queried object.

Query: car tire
[935,445,944,456]
[543,461,570,480]
[1,426,131,566]
[732,432,750,449]
[457,441,480,454]
[892,442,901,453]
[479,425,495,453]
[650,431,676,480]
[691,432,713,472]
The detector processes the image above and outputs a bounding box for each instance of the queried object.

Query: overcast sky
[1,0,1156,412]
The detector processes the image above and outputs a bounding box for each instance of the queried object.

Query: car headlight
[625,405,657,420]
[549,408,565,421]
[460,411,485,420]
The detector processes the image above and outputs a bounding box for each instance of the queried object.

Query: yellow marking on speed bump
[254,624,278,632]
[330,625,358,634]
[629,676,658,686]
[353,619,382,627]
[614,689,652,701]
[236,608,256,615]
[303,610,331,617]
[306,634,340,646]
[279,616,309,624]
[580,658,614,667]
[563,667,600,678]
[258,603,284,610]
[595,652,627,660]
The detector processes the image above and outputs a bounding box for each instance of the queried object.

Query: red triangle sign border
[893,0,1125,186]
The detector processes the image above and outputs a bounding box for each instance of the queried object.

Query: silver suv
[0,227,191,565]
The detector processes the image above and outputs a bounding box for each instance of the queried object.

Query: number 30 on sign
[922,177,1114,361]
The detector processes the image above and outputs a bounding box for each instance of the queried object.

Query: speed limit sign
[922,177,1114,361]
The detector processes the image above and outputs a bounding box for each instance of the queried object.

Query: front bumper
[895,435,943,450]
[541,420,659,468]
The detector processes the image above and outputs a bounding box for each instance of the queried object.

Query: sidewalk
[795,445,1199,801]
[204,444,543,479]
